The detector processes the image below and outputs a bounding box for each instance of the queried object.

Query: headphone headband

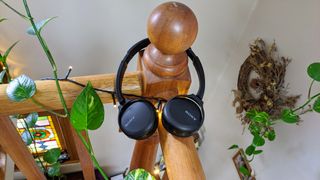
[116,38,205,105]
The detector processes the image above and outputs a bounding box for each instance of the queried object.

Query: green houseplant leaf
[26,17,57,35]
[70,81,104,130]
[307,62,320,81]
[125,168,155,180]
[25,112,38,128]
[239,166,250,176]
[6,74,36,102]
[47,162,61,177]
[253,150,263,155]
[0,18,7,22]
[0,70,6,84]
[21,130,32,146]
[253,135,265,147]
[246,110,269,123]
[313,97,320,113]
[281,109,299,123]
[228,144,239,150]
[267,130,276,141]
[245,145,255,156]
[43,148,61,164]
[2,41,19,62]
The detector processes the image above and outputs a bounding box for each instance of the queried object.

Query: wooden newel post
[130,2,205,179]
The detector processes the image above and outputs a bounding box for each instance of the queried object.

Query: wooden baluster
[0,116,46,180]
[130,2,205,180]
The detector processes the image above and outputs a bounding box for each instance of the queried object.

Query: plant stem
[31,98,67,118]
[85,130,95,155]
[22,0,69,117]
[2,61,11,82]
[0,0,29,20]
[308,80,315,99]
[76,130,109,180]
[293,92,320,112]
[22,119,47,173]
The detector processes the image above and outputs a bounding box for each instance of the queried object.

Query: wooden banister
[129,2,205,179]
[0,116,46,180]
[0,72,141,116]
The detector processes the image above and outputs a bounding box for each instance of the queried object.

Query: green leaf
[267,130,276,141]
[43,148,61,164]
[26,17,57,35]
[253,135,265,147]
[313,97,320,113]
[0,70,6,84]
[253,150,263,155]
[6,74,36,102]
[246,109,257,120]
[125,168,155,180]
[21,130,32,146]
[0,18,7,23]
[70,81,104,130]
[239,166,250,176]
[245,145,255,156]
[25,112,38,128]
[307,62,320,81]
[249,123,261,135]
[281,109,299,123]
[246,110,269,123]
[228,144,239,150]
[2,41,19,62]
[47,162,61,177]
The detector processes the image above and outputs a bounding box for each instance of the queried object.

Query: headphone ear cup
[118,99,158,140]
[162,95,204,137]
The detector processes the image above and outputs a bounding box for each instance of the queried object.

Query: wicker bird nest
[232,38,300,124]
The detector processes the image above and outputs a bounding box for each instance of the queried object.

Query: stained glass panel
[17,116,62,154]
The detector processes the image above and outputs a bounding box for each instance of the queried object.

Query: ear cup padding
[162,96,204,137]
[118,99,158,140]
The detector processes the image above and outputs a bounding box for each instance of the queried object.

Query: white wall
[1,0,320,179]
[200,0,320,179]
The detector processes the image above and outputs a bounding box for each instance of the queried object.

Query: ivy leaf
[246,109,257,120]
[268,130,276,141]
[0,70,6,84]
[253,150,263,155]
[47,162,61,177]
[313,97,320,113]
[125,168,155,180]
[307,62,320,81]
[239,166,250,176]
[21,130,32,146]
[281,109,299,124]
[2,41,19,62]
[25,112,38,128]
[6,74,36,102]
[245,145,255,156]
[249,123,261,135]
[253,135,265,146]
[228,144,239,150]
[246,110,269,123]
[0,18,7,22]
[26,17,57,35]
[44,148,61,164]
[70,81,104,130]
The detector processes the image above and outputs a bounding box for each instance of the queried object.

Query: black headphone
[115,38,205,140]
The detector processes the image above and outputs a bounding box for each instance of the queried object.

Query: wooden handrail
[0,72,141,116]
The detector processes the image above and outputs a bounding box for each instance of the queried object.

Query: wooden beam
[0,116,46,180]
[0,72,141,116]
[158,119,205,180]
[71,127,96,180]
[129,133,159,175]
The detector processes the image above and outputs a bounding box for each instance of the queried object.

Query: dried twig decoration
[233,38,300,124]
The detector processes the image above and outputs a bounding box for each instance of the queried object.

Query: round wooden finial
[147,2,198,55]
